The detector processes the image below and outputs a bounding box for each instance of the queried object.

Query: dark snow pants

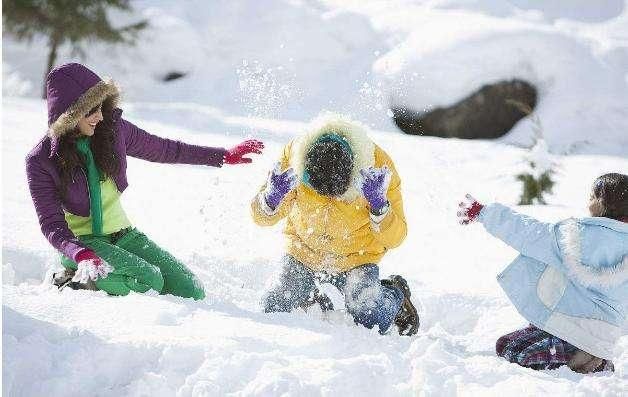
[61,228,205,300]
[263,255,404,333]
[496,325,613,372]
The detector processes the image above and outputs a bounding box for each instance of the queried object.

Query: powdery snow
[3,1,628,395]
[3,0,628,154]
[2,97,627,396]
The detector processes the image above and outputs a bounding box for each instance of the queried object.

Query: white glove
[72,258,113,283]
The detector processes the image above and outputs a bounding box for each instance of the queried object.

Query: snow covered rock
[390,79,537,139]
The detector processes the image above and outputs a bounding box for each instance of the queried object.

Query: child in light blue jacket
[459,173,627,373]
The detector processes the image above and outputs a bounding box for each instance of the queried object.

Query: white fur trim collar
[291,112,375,202]
[559,218,628,288]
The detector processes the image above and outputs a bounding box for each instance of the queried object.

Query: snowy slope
[327,0,628,154]
[4,0,628,154]
[3,97,627,396]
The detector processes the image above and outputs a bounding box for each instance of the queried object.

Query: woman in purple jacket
[26,63,263,299]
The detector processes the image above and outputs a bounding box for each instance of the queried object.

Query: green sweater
[65,138,131,236]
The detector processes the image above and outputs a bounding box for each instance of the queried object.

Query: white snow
[526,138,554,177]
[3,0,628,154]
[3,1,628,395]
[3,96,627,396]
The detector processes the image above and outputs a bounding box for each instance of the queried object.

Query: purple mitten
[264,163,298,210]
[359,166,392,212]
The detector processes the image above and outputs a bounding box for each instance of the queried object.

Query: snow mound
[336,0,628,154]
[4,1,628,154]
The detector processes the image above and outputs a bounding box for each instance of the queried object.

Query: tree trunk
[43,35,60,99]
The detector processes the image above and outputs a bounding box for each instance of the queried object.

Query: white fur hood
[558,218,628,289]
[290,113,375,202]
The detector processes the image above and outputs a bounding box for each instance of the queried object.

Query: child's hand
[359,166,392,213]
[264,163,298,210]
[457,194,484,225]
[224,139,264,164]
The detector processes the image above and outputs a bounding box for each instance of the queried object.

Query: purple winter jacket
[26,63,226,262]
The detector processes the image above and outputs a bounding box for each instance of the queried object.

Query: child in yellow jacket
[251,113,419,335]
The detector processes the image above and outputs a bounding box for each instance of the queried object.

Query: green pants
[61,228,205,300]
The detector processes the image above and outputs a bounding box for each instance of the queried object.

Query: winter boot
[300,288,334,312]
[52,268,97,291]
[382,275,419,336]
[568,349,614,373]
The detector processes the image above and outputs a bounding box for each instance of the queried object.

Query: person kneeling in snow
[26,63,263,299]
[458,173,627,373]
[251,114,419,335]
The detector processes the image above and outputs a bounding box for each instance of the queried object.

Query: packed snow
[3,0,628,396]
[3,96,627,396]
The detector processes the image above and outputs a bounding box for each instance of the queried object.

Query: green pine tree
[516,171,554,205]
[3,0,147,98]
[507,100,556,205]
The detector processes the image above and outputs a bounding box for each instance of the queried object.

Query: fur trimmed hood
[46,63,120,156]
[558,218,628,288]
[291,113,375,202]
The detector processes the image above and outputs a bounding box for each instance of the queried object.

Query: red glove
[75,249,103,266]
[224,139,264,164]
[73,249,113,282]
[457,194,484,225]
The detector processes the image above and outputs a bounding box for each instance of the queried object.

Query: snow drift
[3,97,627,396]
[3,0,628,154]
[3,1,628,395]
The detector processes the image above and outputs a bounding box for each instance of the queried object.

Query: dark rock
[161,71,187,82]
[391,79,537,139]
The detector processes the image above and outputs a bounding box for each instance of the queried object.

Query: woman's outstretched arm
[118,116,227,167]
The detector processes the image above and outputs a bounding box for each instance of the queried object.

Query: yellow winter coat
[251,115,407,272]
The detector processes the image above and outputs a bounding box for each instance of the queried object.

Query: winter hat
[46,63,119,156]
[304,134,354,197]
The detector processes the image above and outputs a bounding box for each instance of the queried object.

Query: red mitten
[224,139,264,164]
[457,194,484,225]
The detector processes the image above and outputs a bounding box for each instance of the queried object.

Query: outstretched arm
[119,117,236,167]
[458,195,562,267]
[120,117,263,167]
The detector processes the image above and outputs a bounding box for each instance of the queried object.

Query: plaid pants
[496,325,614,371]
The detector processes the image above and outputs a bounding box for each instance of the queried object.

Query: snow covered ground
[2,96,627,396]
[3,0,628,395]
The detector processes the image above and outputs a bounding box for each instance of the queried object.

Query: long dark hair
[56,98,119,196]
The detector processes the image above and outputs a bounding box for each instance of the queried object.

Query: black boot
[382,275,420,336]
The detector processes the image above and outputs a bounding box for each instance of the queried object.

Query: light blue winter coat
[479,203,628,359]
